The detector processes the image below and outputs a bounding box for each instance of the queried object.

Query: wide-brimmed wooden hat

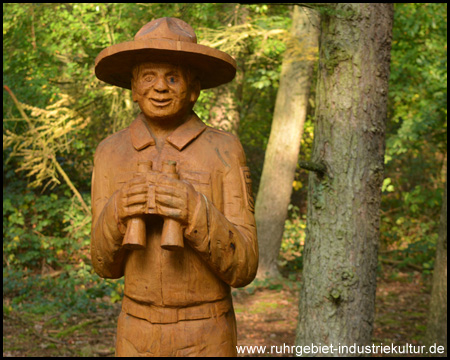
[95,17,236,90]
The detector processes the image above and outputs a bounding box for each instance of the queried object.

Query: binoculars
[122,160,184,251]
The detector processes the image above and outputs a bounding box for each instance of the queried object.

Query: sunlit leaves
[3,92,89,193]
[382,178,395,193]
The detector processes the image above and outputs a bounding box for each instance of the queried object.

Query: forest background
[3,3,447,356]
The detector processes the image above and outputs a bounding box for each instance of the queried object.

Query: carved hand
[153,174,199,226]
[115,174,149,223]
[115,174,199,226]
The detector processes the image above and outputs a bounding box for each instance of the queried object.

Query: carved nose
[154,77,169,92]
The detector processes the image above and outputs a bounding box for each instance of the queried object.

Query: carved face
[131,62,199,122]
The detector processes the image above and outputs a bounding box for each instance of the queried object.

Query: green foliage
[387,3,447,160]
[279,205,306,273]
[3,183,122,319]
[3,265,122,321]
[4,189,73,268]
[380,3,447,270]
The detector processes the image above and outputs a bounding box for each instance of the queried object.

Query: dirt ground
[3,271,433,357]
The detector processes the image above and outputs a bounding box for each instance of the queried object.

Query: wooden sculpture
[91,17,258,357]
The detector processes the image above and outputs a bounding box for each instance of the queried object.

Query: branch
[4,85,35,129]
[298,160,327,176]
[379,258,423,272]
[51,154,90,215]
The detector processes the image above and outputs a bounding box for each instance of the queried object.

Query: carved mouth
[150,98,172,107]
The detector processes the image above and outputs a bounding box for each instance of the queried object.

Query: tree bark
[426,174,447,355]
[296,3,393,353]
[255,6,320,278]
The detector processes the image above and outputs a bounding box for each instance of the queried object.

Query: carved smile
[150,98,172,107]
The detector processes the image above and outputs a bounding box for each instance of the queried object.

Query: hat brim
[95,39,236,90]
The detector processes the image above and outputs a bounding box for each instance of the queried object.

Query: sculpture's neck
[142,111,190,151]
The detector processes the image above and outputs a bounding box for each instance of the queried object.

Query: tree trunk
[296,3,393,353]
[426,174,447,355]
[255,6,320,278]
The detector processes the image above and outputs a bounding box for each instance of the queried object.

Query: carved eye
[143,75,154,82]
[167,76,178,84]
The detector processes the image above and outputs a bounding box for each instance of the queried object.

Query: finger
[127,174,148,186]
[155,185,185,198]
[157,204,185,221]
[127,183,149,196]
[126,194,147,207]
[124,204,147,218]
[156,194,185,209]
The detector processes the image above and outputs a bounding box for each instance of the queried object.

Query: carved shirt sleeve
[90,143,127,279]
[184,135,258,288]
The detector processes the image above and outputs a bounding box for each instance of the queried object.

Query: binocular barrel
[160,161,184,251]
[122,161,152,250]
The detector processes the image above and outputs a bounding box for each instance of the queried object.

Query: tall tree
[296,3,394,352]
[426,174,447,354]
[255,6,320,277]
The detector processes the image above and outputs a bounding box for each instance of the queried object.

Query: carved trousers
[115,309,237,357]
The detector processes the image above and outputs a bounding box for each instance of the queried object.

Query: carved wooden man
[91,17,258,356]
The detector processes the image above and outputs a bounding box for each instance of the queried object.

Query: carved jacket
[91,112,258,320]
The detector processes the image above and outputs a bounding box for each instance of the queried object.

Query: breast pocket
[179,170,212,203]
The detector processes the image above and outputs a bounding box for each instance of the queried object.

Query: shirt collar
[129,112,207,152]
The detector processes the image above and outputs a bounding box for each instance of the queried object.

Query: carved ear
[131,65,141,102]
[190,80,201,105]
[131,82,138,102]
